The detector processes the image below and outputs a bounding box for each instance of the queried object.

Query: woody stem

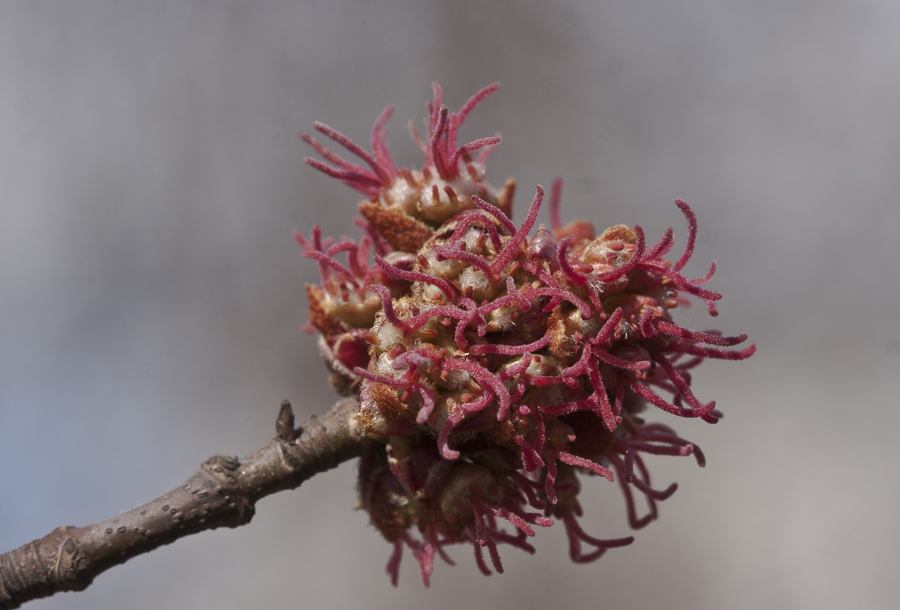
[0,397,367,609]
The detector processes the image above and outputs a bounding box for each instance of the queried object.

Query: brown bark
[0,397,367,609]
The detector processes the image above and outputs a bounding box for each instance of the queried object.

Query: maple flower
[299,83,754,586]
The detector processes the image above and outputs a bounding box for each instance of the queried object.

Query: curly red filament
[471,292,532,323]
[562,512,634,564]
[558,237,588,285]
[413,384,437,424]
[448,211,503,251]
[673,199,697,272]
[405,305,472,335]
[313,121,392,186]
[653,354,715,415]
[640,262,722,316]
[303,157,384,197]
[560,344,593,378]
[497,352,533,381]
[549,177,564,232]
[357,235,373,279]
[591,347,651,371]
[302,250,361,289]
[434,244,493,277]
[468,334,551,356]
[386,540,403,586]
[506,275,532,310]
[371,106,397,179]
[608,452,677,528]
[510,257,542,283]
[375,255,460,300]
[408,118,427,154]
[490,185,544,276]
[512,432,545,471]
[368,283,411,332]
[352,217,390,256]
[448,136,502,171]
[593,307,624,346]
[597,225,646,282]
[326,238,367,280]
[443,357,512,419]
[582,353,617,430]
[430,105,450,179]
[643,226,675,261]
[302,134,380,182]
[656,320,747,347]
[475,137,501,165]
[558,451,615,482]
[449,82,500,151]
[627,469,678,502]
[693,259,717,284]
[437,407,467,460]
[664,342,757,361]
[429,82,444,133]
[361,370,437,426]
[471,194,516,234]
[525,285,593,320]
[628,378,707,419]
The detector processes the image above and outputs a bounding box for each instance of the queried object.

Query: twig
[0,397,367,609]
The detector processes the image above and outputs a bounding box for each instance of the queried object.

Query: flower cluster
[299,83,754,585]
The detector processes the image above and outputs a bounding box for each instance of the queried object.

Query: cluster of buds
[298,83,754,585]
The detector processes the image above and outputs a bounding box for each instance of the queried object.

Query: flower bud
[301,83,754,585]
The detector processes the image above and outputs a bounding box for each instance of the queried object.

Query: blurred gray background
[2,1,898,609]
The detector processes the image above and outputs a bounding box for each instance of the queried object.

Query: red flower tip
[301,83,752,586]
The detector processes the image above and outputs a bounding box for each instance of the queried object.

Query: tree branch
[0,397,367,609]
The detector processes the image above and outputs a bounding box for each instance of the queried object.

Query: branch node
[201,455,240,484]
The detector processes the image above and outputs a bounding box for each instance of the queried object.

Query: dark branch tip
[276,400,295,442]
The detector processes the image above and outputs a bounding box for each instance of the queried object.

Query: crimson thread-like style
[299,82,753,585]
